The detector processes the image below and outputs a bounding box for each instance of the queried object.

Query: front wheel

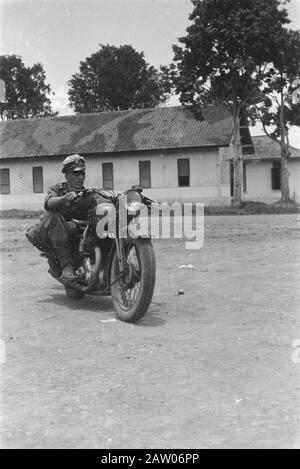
[110,238,156,323]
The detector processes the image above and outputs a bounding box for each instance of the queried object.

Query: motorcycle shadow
[136,302,167,328]
[135,312,166,328]
[39,289,167,327]
[39,289,114,314]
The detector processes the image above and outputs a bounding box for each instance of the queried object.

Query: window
[139,160,151,188]
[230,161,234,197]
[271,161,281,190]
[243,162,247,193]
[0,168,10,194]
[177,159,190,187]
[33,166,43,193]
[102,162,114,190]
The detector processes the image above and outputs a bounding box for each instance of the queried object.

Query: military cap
[61,154,86,173]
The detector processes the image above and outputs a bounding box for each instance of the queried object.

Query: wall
[0,147,231,210]
[0,157,54,210]
[289,159,300,203]
[243,159,300,203]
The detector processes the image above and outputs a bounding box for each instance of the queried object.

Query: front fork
[115,235,126,275]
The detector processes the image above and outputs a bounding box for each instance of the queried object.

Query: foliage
[0,55,55,120]
[172,0,290,110]
[170,0,292,205]
[250,27,300,202]
[253,29,300,140]
[68,44,169,113]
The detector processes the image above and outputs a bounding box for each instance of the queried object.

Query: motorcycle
[52,186,156,323]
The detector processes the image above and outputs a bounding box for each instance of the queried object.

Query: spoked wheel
[110,238,156,323]
[64,246,101,300]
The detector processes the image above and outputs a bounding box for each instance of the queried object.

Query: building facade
[0,106,233,210]
[243,136,300,204]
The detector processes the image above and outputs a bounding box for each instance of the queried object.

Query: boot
[47,251,62,278]
[53,245,75,280]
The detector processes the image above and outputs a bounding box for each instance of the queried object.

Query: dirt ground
[0,214,299,449]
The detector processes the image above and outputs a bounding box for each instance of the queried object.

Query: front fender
[127,216,151,239]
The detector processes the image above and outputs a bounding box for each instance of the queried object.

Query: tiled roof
[0,105,233,159]
[247,135,300,160]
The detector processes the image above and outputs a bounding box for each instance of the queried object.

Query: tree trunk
[279,99,290,203]
[280,142,290,203]
[231,111,243,207]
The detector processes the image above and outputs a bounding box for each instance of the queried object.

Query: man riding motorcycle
[43,154,92,281]
[27,154,98,282]
[26,154,157,322]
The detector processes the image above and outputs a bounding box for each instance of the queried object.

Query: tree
[0,55,55,120]
[68,44,168,113]
[251,29,300,203]
[171,0,291,206]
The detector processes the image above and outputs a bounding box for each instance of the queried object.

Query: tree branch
[262,122,277,142]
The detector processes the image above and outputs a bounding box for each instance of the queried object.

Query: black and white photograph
[0,0,299,450]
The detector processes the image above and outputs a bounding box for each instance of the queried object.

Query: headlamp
[122,190,143,213]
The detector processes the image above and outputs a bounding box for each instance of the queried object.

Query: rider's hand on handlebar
[63,191,78,202]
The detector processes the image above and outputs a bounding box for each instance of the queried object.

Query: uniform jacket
[44,182,94,221]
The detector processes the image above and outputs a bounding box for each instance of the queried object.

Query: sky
[1,0,300,146]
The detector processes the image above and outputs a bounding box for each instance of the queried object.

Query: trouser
[42,212,76,269]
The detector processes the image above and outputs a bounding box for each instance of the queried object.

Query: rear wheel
[110,238,156,323]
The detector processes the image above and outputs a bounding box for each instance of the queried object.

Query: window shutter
[0,168,10,194]
[33,167,43,193]
[177,159,190,187]
[139,161,151,188]
[243,162,247,193]
[271,162,281,190]
[102,163,114,190]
